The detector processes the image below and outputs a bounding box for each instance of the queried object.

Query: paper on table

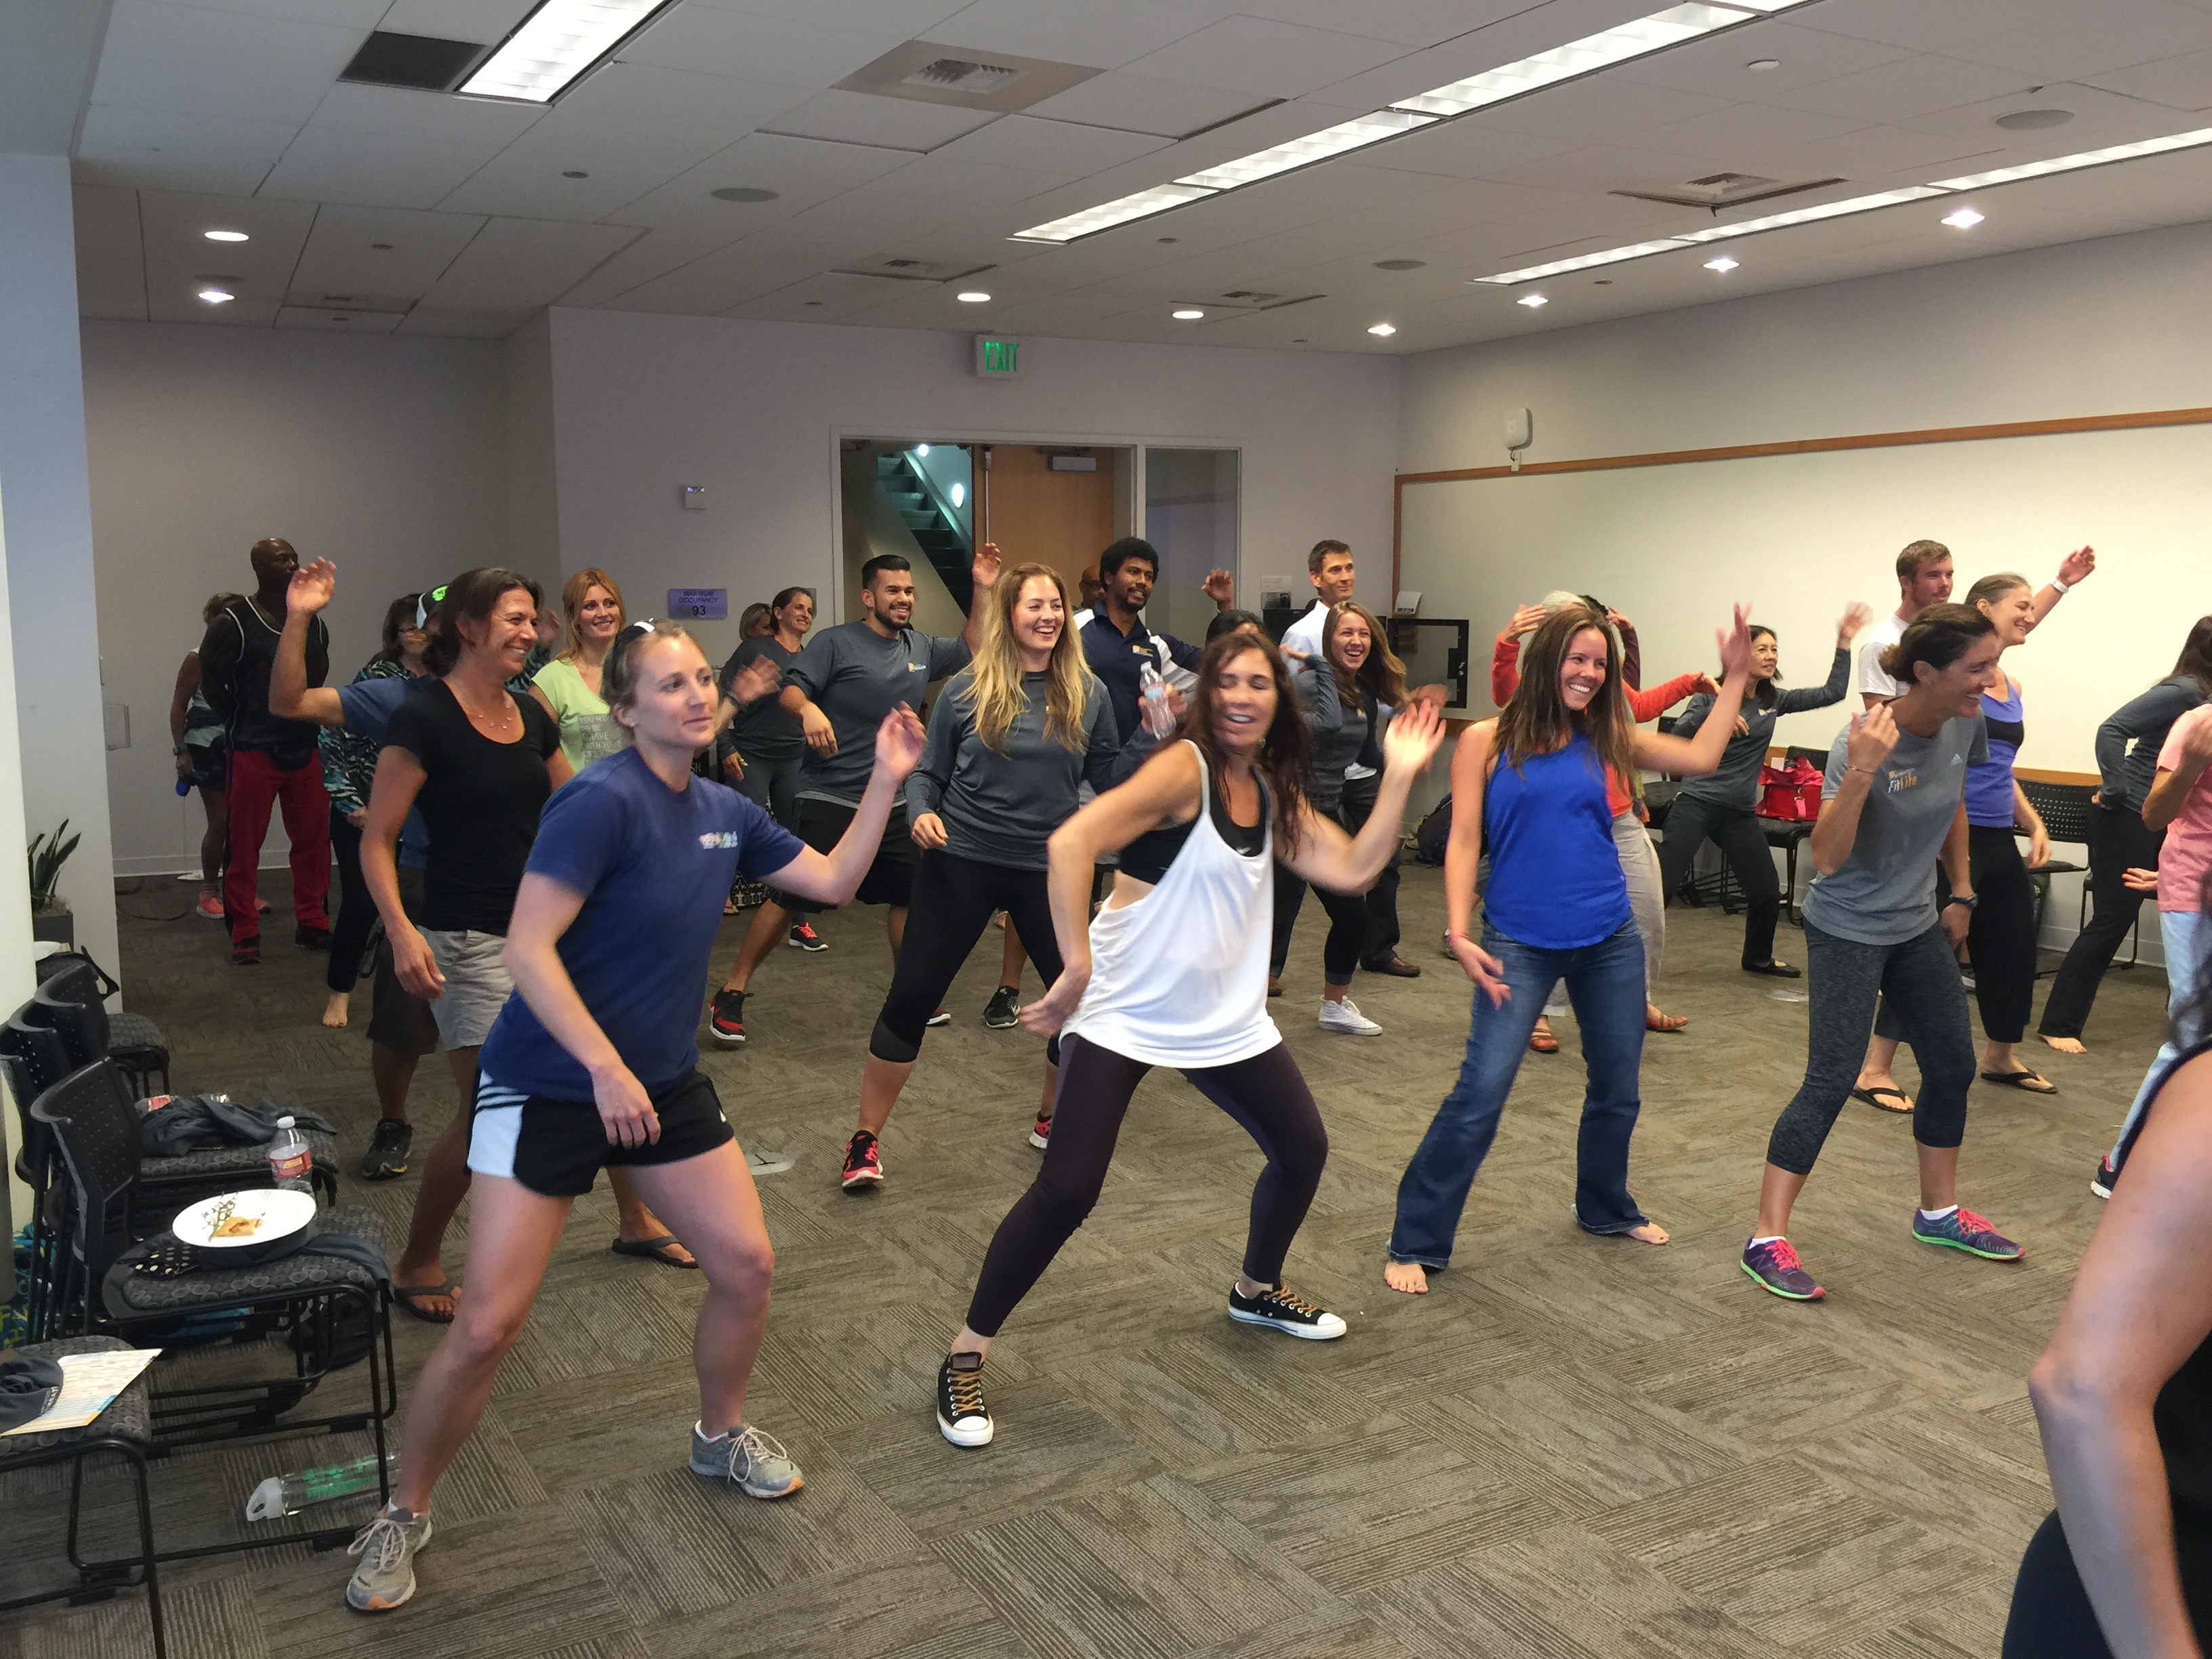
[0,1349,161,1436]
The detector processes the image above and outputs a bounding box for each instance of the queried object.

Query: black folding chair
[37,953,170,1098]
[2019,779,2094,978]
[3,1024,75,1340]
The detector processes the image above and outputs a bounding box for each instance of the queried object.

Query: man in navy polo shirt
[1080,538,1235,742]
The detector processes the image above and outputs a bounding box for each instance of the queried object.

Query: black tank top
[1118,767,1267,884]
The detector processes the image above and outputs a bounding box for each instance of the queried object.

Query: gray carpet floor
[3,864,2172,1658]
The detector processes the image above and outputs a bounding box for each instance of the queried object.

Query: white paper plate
[173,1187,317,1250]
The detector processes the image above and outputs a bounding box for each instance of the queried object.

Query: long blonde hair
[558,567,627,661]
[963,562,1090,754]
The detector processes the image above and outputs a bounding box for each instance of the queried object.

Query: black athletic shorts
[366,864,440,1059]
[779,798,916,914]
[466,1067,735,1197]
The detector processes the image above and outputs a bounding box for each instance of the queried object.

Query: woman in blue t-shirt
[1384,603,1754,1295]
[340,623,924,1618]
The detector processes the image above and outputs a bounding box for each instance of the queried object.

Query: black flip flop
[394,1279,458,1324]
[1850,1086,1914,1114]
[611,1233,699,1269]
[1981,1069,2058,1095]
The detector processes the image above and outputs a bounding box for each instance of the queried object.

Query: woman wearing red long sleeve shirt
[1493,597,1713,1044]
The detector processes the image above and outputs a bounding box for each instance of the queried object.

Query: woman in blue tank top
[1384,602,1755,1292]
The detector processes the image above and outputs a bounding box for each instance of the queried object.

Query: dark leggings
[870,848,1063,1065]
[1767,920,1975,1174]
[1342,779,1404,967]
[1269,855,1368,985]
[1656,792,1782,968]
[2040,804,2163,1039]
[964,1036,1328,1337]
[326,815,377,994]
[1873,829,2039,1046]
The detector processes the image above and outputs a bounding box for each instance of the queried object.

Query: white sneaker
[1318,998,1382,1036]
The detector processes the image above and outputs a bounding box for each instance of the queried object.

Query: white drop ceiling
[59,0,2212,348]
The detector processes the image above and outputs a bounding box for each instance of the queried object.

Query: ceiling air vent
[1611,171,1843,209]
[827,256,996,283]
[836,39,1097,111]
[1177,290,1324,314]
[903,58,1020,97]
[337,31,485,91]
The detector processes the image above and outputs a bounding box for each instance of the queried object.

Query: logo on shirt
[699,832,743,849]
[1887,768,1918,794]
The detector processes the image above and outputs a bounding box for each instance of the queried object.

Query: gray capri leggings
[1766,919,1976,1174]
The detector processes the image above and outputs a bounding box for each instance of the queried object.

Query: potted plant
[29,818,79,946]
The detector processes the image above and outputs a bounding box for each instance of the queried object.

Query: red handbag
[1758,758,1824,822]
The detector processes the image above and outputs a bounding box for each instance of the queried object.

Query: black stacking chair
[37,953,169,1098]
[32,1061,395,1542]
[2019,779,2095,977]
[0,1335,167,1658]
[3,1025,75,1340]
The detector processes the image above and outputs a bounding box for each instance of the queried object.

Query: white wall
[82,320,508,874]
[545,308,1400,666]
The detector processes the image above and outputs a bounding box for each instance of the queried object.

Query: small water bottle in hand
[1138,663,1176,737]
[267,1115,313,1193]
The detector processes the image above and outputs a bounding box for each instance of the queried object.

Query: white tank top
[1063,743,1282,1068]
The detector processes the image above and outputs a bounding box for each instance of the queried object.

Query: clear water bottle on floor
[245,1450,398,1521]
[267,1115,313,1193]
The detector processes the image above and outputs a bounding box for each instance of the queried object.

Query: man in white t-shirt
[1281,539,1359,659]
[1858,538,2096,707]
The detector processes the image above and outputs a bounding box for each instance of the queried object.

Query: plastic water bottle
[245,1450,398,1521]
[267,1116,313,1193]
[1138,662,1175,737]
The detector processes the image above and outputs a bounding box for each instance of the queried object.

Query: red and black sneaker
[840,1130,882,1191]
[231,935,262,967]
[787,922,826,952]
[709,989,746,1046]
[1027,1113,1051,1151]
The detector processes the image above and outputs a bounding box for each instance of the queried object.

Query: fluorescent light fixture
[1675,185,1949,242]
[197,287,234,304]
[1012,182,1216,244]
[1941,207,1984,228]
[459,0,676,103]
[1172,308,1205,320]
[1368,323,1397,335]
[1931,125,2212,190]
[956,291,991,302]
[1517,293,1548,308]
[203,228,249,243]
[1475,238,1696,284]
[1391,3,1753,119]
[1174,109,1435,192]
[1703,255,1738,271]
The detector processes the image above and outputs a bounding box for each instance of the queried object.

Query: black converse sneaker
[935,1351,993,1448]
[1227,1282,1347,1340]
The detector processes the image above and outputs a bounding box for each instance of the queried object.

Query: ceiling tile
[73,186,148,321]
[1235,0,1530,52]
[1345,117,1583,181]
[418,217,641,309]
[553,62,816,136]
[1465,75,1737,144]
[301,82,543,147]
[1787,0,2025,54]
[596,241,828,315]
[259,126,511,209]
[721,268,933,321]
[1771,52,2038,124]
[931,0,1234,69]
[1120,16,1411,100]
[1896,81,2198,147]
[1940,0,2212,81]
[617,6,918,91]
[375,0,528,40]
[1479,140,1753,198]
[1019,71,1277,138]
[397,304,539,337]
[1611,20,1914,99]
[1629,100,1869,165]
[438,112,739,220]
[276,303,405,331]
[180,0,386,20]
[924,112,1171,180]
[1754,124,2009,184]
[1308,0,1683,113]
[92,0,364,124]
[2087,45,2212,110]
[605,131,918,232]
[760,89,1002,151]
[557,223,750,305]
[291,205,487,298]
[138,190,318,316]
[147,285,280,325]
[74,104,296,194]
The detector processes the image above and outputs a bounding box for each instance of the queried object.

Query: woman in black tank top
[2007,896,2212,1656]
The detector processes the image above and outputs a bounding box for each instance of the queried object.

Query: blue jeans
[2106,909,2207,1166]
[1389,918,1648,1266]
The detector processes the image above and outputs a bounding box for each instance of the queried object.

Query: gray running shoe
[690,1423,803,1498]
[345,1506,432,1613]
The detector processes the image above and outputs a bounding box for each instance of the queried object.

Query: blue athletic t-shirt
[478,748,804,1098]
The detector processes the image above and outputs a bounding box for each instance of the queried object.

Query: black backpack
[1413,796,1452,866]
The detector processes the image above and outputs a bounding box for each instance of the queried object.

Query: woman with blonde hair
[840,562,1155,1184]
[528,567,628,773]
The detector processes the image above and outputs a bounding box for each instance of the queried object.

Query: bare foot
[321,991,350,1029]
[2041,1035,2087,1056]
[1382,1260,1429,1294]
[1624,1221,1670,1246]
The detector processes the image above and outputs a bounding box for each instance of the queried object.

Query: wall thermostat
[680,485,707,511]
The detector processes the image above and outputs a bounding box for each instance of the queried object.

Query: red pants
[224,749,331,943]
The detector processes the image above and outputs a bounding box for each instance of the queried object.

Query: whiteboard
[1397,420,2212,775]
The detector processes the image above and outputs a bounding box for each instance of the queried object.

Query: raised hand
[289,558,337,616]
[875,704,927,781]
[1846,704,1900,773]
[1690,672,1721,697]
[972,540,1003,591]
[1507,602,1547,639]
[1382,699,1446,775]
[910,811,948,850]
[2057,545,2096,586]
[1605,607,1634,636]
[1448,933,1509,1006]
[1202,568,1235,605]
[729,654,781,706]
[1715,602,1755,681]
[1836,600,1873,645]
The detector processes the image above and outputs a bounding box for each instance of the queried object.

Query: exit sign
[975,335,1023,378]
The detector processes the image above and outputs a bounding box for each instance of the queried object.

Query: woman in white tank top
[930,630,1445,1450]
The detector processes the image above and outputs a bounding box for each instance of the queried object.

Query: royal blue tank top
[1965,679,2024,829]
[1483,731,1632,949]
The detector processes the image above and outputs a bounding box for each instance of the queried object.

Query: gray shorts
[420,928,513,1050]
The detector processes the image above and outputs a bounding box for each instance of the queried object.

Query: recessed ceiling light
[957,291,991,302]
[1703,255,1738,272]
[710,186,778,203]
[459,0,678,102]
[1746,58,1780,70]
[562,169,589,179]
[1373,258,1427,271]
[1172,308,1205,320]
[1942,206,1984,228]
[197,287,234,304]
[1995,108,2072,131]
[203,229,249,243]
[1367,322,1397,335]
[1517,294,1547,308]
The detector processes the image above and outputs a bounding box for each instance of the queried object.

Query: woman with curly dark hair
[929,630,1445,1450]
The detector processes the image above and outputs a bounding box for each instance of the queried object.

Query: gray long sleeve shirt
[2095,675,2207,813]
[907,668,1153,869]
[785,620,970,806]
[1292,664,1384,813]
[1673,646,1850,811]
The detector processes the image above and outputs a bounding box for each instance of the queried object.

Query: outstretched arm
[269,558,346,726]
[1282,703,1444,893]
[2029,545,2095,628]
[961,541,1002,656]
[1631,605,1754,776]
[760,709,926,901]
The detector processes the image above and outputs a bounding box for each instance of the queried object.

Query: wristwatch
[1943,893,1978,911]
